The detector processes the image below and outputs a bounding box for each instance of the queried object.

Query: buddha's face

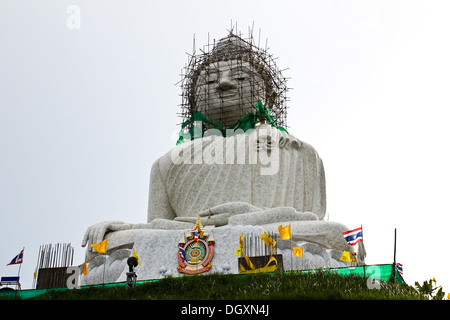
[194,60,267,127]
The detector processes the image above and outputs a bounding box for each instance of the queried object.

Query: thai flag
[7,249,24,266]
[396,263,403,276]
[343,227,363,246]
[178,246,186,260]
[192,229,199,241]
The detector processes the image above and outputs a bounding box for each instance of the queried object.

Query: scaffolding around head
[178,27,289,133]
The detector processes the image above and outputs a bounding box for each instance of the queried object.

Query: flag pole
[16,247,24,292]
[391,228,397,283]
[102,253,106,286]
[17,247,24,280]
[290,224,292,271]
[393,228,397,264]
[361,225,365,277]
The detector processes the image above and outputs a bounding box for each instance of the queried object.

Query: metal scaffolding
[178,26,289,134]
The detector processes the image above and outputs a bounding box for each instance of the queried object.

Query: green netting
[299,264,404,284]
[0,279,157,300]
[0,287,66,300]
[176,101,289,145]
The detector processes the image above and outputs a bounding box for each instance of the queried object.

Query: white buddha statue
[82,33,359,263]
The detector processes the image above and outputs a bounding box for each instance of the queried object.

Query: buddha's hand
[174,202,262,226]
[228,207,318,226]
[81,220,132,252]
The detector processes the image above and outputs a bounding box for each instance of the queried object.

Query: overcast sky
[1,0,450,293]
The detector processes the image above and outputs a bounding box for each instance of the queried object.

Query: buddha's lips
[218,91,239,99]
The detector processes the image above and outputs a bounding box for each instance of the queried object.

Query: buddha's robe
[84,125,352,257]
[148,125,326,224]
[143,125,351,252]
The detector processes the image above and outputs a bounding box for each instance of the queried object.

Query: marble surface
[80,225,353,285]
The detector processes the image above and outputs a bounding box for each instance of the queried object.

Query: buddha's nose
[217,77,236,91]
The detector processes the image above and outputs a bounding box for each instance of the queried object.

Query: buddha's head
[180,32,288,129]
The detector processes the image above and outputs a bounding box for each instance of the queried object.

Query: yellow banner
[340,251,351,262]
[292,247,303,257]
[260,232,276,247]
[278,224,291,240]
[90,239,107,254]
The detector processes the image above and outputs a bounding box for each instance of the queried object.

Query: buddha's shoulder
[280,131,320,156]
[152,130,322,173]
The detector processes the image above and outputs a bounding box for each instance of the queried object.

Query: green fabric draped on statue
[177,101,289,145]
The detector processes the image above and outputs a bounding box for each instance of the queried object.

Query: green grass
[32,270,424,300]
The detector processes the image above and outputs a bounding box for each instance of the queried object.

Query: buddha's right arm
[81,221,133,252]
[147,158,177,222]
[81,159,176,251]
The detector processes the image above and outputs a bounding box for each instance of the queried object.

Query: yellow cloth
[340,251,351,262]
[292,247,303,257]
[133,249,141,266]
[239,233,244,249]
[90,239,108,254]
[260,232,276,247]
[236,233,255,270]
[243,253,256,270]
[278,224,291,239]
[239,231,278,274]
[82,260,88,275]
[233,247,242,256]
[239,256,278,274]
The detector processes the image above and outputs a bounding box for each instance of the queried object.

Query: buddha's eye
[206,76,217,84]
[234,73,248,81]
[201,70,218,85]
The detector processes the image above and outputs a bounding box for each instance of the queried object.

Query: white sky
[1,0,450,293]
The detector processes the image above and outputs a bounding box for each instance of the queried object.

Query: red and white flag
[7,249,24,266]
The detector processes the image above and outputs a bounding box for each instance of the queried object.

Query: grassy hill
[32,270,424,300]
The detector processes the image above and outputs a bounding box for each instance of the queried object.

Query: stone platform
[80,225,352,286]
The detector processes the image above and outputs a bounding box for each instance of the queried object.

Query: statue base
[80,225,356,286]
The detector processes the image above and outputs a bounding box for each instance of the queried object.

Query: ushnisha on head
[180,32,288,129]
